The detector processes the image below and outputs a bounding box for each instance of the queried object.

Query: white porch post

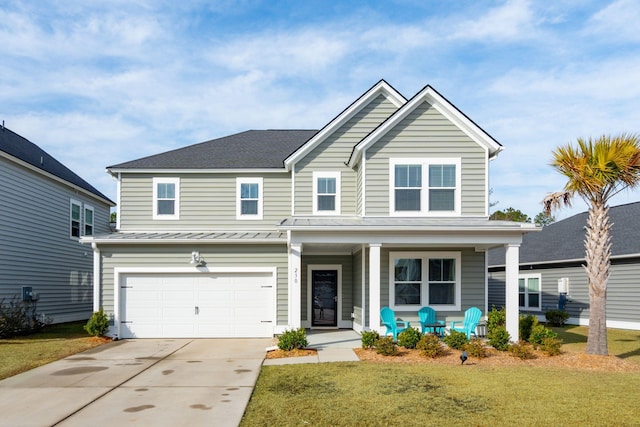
[369,244,381,333]
[505,244,520,342]
[92,243,100,312]
[289,243,302,329]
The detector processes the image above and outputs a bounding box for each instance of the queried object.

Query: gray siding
[118,173,291,231]
[301,254,354,323]
[0,157,111,323]
[294,94,399,215]
[489,261,640,328]
[99,244,289,325]
[365,101,487,216]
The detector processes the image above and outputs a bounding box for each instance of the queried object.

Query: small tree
[490,207,531,223]
[533,211,555,227]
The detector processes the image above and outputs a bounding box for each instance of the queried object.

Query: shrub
[545,309,570,326]
[361,330,380,349]
[0,296,49,338]
[519,313,538,343]
[84,308,110,337]
[528,324,558,348]
[488,326,511,351]
[540,337,563,356]
[375,336,398,356]
[277,327,309,351]
[463,337,488,358]
[416,334,446,358]
[486,305,506,337]
[397,328,422,349]
[443,330,469,350]
[508,341,536,359]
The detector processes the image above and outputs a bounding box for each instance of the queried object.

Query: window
[236,177,263,219]
[519,274,541,310]
[390,251,461,310]
[70,200,82,238]
[84,205,94,236]
[390,158,460,216]
[313,171,341,215]
[153,177,180,220]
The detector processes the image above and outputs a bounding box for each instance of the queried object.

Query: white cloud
[449,0,537,42]
[587,0,640,42]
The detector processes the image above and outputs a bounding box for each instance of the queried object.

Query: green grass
[242,328,640,426]
[0,322,108,380]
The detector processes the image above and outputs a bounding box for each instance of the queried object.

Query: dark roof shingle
[109,130,318,170]
[0,126,113,203]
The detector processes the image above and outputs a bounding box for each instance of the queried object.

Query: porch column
[505,243,520,342]
[289,243,302,329]
[92,242,100,311]
[369,244,381,333]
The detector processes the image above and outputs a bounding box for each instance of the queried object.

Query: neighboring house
[84,80,536,340]
[488,202,640,331]
[0,126,114,323]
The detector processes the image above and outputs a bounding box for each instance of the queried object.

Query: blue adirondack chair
[380,307,410,340]
[417,306,445,335]
[450,307,482,339]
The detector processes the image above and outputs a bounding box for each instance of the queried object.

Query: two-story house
[85,80,536,340]
[1,126,114,323]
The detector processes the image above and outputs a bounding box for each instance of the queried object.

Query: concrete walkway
[263,329,361,366]
[0,338,270,427]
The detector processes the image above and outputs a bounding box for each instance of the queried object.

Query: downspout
[92,242,100,311]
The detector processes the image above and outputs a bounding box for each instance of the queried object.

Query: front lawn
[0,322,109,380]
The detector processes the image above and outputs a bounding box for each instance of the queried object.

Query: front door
[311,270,338,327]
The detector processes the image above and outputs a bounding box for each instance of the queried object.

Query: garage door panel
[121,272,274,338]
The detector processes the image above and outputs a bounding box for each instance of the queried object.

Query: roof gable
[347,85,503,168]
[284,79,406,170]
[0,126,114,205]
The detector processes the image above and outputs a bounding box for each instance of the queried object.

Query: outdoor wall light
[190,250,204,266]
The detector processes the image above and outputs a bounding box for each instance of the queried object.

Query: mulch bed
[265,348,318,359]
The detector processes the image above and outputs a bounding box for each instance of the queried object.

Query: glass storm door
[312,270,338,327]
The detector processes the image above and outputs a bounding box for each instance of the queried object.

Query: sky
[2,0,640,221]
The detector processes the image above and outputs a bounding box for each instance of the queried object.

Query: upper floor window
[153,177,180,220]
[84,205,94,236]
[519,274,541,311]
[390,158,461,216]
[70,200,82,238]
[313,171,341,215]
[237,177,263,220]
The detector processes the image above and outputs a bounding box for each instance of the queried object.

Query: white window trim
[519,273,542,311]
[389,251,461,311]
[152,177,180,220]
[84,204,94,236]
[312,171,341,215]
[70,199,82,239]
[389,158,461,217]
[236,177,263,220]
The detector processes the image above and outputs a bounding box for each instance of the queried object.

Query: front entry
[311,269,338,327]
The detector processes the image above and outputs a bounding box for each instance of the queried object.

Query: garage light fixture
[190,250,204,266]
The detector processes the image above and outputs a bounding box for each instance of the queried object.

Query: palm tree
[543,133,640,355]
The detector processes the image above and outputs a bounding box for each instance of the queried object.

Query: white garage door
[120,272,274,338]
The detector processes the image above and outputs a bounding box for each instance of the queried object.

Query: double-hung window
[237,177,263,219]
[390,251,461,310]
[519,274,541,310]
[84,205,94,236]
[313,171,341,215]
[153,177,180,220]
[70,200,82,238]
[390,158,460,216]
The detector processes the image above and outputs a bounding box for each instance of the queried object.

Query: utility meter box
[22,286,33,301]
[558,277,570,294]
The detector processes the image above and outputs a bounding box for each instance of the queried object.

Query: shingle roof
[488,202,640,267]
[109,130,318,170]
[0,126,113,204]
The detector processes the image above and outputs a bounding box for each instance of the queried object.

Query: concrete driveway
[0,338,271,427]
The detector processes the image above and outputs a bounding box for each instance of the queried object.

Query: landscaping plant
[528,324,559,349]
[545,309,570,326]
[277,328,309,351]
[488,326,511,351]
[397,327,422,349]
[374,336,398,356]
[84,308,110,337]
[463,337,488,358]
[416,333,446,358]
[443,330,468,350]
[508,341,536,360]
[519,313,538,343]
[361,330,380,349]
[0,296,49,338]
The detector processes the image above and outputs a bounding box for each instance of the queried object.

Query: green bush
[416,334,446,358]
[508,341,536,359]
[486,305,506,337]
[519,313,538,343]
[84,308,110,337]
[443,330,469,350]
[361,330,380,349]
[0,296,50,338]
[277,327,309,351]
[397,328,422,349]
[463,337,488,358]
[488,326,511,351]
[540,337,563,356]
[375,336,398,356]
[529,324,558,348]
[545,309,570,326]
